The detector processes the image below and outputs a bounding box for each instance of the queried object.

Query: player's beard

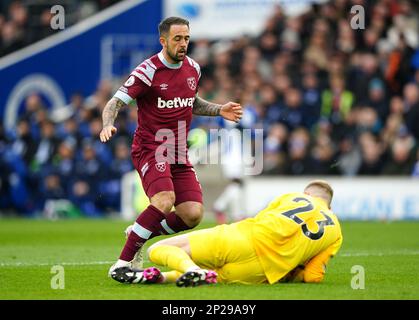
[168,47,186,63]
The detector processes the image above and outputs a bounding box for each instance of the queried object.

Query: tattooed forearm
[192,96,222,116]
[102,97,126,126]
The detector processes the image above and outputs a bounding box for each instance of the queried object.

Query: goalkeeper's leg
[148,234,218,286]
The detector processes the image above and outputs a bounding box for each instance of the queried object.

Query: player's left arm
[192,95,243,123]
[282,236,343,283]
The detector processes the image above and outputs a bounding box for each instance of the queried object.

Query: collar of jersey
[158,51,183,69]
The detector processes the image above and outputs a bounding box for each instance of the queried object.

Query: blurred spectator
[49,138,77,188]
[280,17,302,53]
[380,113,405,150]
[355,107,382,136]
[280,87,306,130]
[32,120,60,170]
[261,84,282,127]
[10,118,37,165]
[69,139,104,217]
[363,28,381,54]
[272,73,292,101]
[285,127,312,175]
[56,116,82,144]
[336,19,356,54]
[74,139,104,185]
[263,123,288,174]
[0,20,25,56]
[303,19,330,70]
[98,139,133,211]
[388,95,405,115]
[349,53,384,104]
[310,133,339,175]
[320,74,354,126]
[402,83,419,141]
[40,173,65,205]
[21,94,45,129]
[35,8,56,41]
[357,132,385,175]
[382,134,417,175]
[385,34,416,94]
[336,136,362,176]
[367,78,389,121]
[68,180,101,217]
[88,117,113,163]
[300,72,322,129]
[387,1,418,49]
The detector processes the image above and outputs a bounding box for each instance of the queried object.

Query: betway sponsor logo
[157,97,195,109]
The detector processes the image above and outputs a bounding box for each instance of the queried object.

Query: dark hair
[158,16,189,36]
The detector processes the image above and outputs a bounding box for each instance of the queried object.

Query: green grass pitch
[0,218,418,300]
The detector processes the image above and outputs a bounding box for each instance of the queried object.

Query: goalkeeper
[111,180,343,286]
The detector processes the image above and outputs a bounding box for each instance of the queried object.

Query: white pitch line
[0,259,151,267]
[0,261,113,267]
[1,251,419,267]
[339,250,419,257]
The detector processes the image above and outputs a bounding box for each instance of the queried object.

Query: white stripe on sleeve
[131,71,152,86]
[114,90,133,104]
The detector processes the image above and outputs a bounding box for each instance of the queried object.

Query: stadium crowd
[0,81,135,216]
[1,0,419,216]
[0,0,122,57]
[189,0,419,177]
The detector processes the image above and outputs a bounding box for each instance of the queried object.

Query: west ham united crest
[187,77,196,91]
[155,162,166,172]
[124,75,135,87]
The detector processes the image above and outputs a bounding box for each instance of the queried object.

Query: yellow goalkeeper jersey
[238,192,342,284]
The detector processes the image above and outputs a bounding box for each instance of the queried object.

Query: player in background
[111,180,342,286]
[212,105,260,223]
[99,17,243,279]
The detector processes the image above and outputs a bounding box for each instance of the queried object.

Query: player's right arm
[99,60,153,143]
[100,97,127,142]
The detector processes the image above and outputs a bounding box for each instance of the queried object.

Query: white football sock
[186,266,201,273]
[115,259,131,268]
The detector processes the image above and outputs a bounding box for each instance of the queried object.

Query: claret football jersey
[114,51,201,164]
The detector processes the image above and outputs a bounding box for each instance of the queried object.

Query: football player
[111,180,343,286]
[100,17,243,279]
